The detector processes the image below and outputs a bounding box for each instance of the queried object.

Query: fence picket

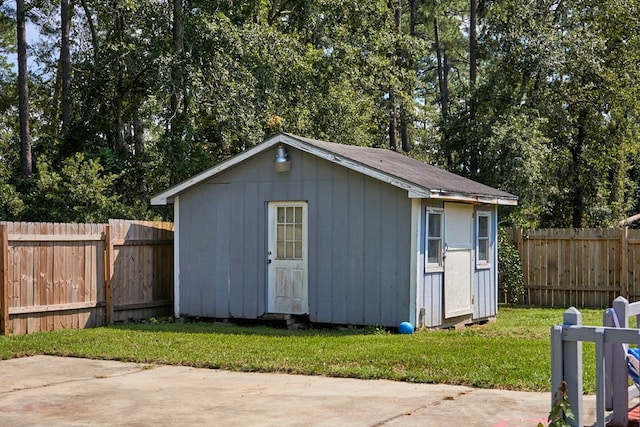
[0,224,8,335]
[509,227,637,308]
[0,220,173,335]
[631,229,640,298]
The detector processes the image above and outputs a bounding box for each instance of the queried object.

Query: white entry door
[267,202,309,314]
[444,202,473,319]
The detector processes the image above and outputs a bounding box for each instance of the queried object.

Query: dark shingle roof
[286,133,517,202]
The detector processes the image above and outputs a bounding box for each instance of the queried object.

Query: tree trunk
[167,0,186,185]
[434,18,448,122]
[60,0,72,135]
[133,109,146,201]
[468,0,478,178]
[400,110,410,152]
[170,0,184,128]
[409,0,417,36]
[388,0,402,151]
[79,0,98,56]
[434,14,451,168]
[114,10,125,155]
[469,0,477,87]
[394,0,401,32]
[402,0,418,152]
[389,93,398,151]
[115,86,125,154]
[17,0,32,177]
[571,111,587,228]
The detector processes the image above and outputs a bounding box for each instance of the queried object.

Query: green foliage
[480,0,640,227]
[0,3,13,56]
[24,153,128,223]
[0,176,20,223]
[0,0,639,226]
[0,74,23,220]
[539,381,574,427]
[498,227,524,304]
[0,180,24,219]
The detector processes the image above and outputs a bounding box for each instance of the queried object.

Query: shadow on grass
[109,318,393,338]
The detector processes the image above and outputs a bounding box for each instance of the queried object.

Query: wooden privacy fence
[0,219,173,335]
[506,228,640,308]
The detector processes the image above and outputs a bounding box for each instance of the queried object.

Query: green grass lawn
[0,306,604,392]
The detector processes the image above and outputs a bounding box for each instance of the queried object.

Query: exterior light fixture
[274,144,291,172]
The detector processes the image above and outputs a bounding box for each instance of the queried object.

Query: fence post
[612,296,629,427]
[604,308,615,410]
[0,224,8,335]
[563,307,583,427]
[620,228,629,299]
[550,324,564,408]
[594,327,606,427]
[514,227,523,251]
[104,224,114,325]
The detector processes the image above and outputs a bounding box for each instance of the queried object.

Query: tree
[479,0,640,227]
[26,152,130,222]
[59,0,71,137]
[0,2,12,55]
[167,0,185,186]
[405,0,473,170]
[2,0,638,228]
[16,0,31,177]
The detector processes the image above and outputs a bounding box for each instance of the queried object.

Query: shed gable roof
[151,133,518,206]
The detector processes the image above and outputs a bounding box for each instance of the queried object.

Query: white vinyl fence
[551,297,640,427]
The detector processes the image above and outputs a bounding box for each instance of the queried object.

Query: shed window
[425,208,444,271]
[477,211,491,267]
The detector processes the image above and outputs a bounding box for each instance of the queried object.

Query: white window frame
[476,211,491,269]
[425,207,444,272]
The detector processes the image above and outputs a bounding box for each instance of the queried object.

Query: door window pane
[276,205,304,260]
[428,239,441,265]
[478,239,488,262]
[294,242,302,259]
[478,215,488,239]
[428,214,441,238]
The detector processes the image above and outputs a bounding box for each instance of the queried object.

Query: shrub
[498,226,525,304]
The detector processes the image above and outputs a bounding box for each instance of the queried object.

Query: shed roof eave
[150,196,167,206]
[148,134,285,205]
[417,189,518,206]
[150,195,175,206]
[620,213,640,226]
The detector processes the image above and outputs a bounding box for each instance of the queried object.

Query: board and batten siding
[177,147,413,327]
[472,205,498,320]
[417,200,443,327]
[417,274,443,327]
[417,202,498,327]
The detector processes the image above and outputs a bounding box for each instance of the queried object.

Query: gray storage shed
[151,133,517,328]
